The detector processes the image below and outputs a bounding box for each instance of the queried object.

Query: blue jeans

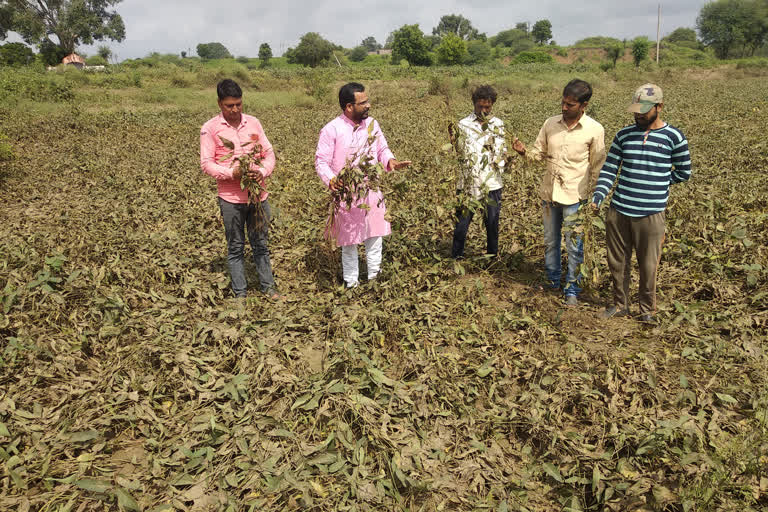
[451,188,502,258]
[542,200,584,296]
[218,197,276,297]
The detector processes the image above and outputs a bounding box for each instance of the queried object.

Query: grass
[0,63,767,511]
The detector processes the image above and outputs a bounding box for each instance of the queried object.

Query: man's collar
[219,113,247,126]
[559,114,584,129]
[340,113,367,130]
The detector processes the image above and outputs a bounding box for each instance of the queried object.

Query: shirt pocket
[564,140,589,163]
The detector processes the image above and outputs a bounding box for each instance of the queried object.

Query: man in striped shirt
[591,84,692,322]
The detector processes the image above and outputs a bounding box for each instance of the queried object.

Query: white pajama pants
[341,236,383,287]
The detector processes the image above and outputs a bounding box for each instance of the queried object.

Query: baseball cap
[628,83,663,114]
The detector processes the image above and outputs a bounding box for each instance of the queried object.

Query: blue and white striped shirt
[592,123,691,217]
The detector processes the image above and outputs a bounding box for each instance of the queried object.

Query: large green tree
[390,24,431,65]
[432,14,480,40]
[1,0,125,54]
[436,33,467,65]
[286,32,334,67]
[196,42,231,59]
[531,19,553,44]
[697,0,768,58]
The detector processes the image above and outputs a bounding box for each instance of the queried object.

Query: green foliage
[697,0,768,58]
[361,36,381,52]
[531,19,553,45]
[96,45,112,61]
[465,40,491,64]
[432,14,481,40]
[665,27,698,44]
[604,42,624,68]
[348,45,368,62]
[85,55,107,66]
[258,43,272,68]
[286,32,335,68]
[658,43,714,67]
[0,42,33,66]
[574,36,622,48]
[196,42,232,60]
[0,67,73,100]
[511,51,554,64]
[437,33,467,65]
[391,24,431,66]
[0,130,14,161]
[0,3,12,40]
[490,28,534,55]
[3,0,125,54]
[631,37,651,67]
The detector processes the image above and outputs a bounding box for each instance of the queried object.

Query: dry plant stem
[218,135,268,233]
[326,122,387,243]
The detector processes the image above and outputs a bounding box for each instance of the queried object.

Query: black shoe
[599,305,628,319]
[638,314,656,324]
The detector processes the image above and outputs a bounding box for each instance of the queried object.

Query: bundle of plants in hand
[218,134,269,232]
[445,116,510,217]
[326,122,387,238]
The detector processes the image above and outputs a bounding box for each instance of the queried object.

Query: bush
[0,70,74,102]
[349,46,368,62]
[735,58,768,69]
[85,55,108,66]
[511,51,554,65]
[427,75,452,96]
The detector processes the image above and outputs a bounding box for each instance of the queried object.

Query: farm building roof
[62,53,85,64]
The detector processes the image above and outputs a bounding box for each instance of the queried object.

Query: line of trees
[3,2,768,69]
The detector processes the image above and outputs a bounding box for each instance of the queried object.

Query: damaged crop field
[1,64,767,511]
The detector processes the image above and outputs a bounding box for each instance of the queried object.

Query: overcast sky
[19,0,710,60]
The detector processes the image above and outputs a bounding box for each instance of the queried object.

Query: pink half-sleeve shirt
[315,115,396,247]
[200,113,276,203]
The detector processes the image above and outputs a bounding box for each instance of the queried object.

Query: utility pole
[656,4,661,64]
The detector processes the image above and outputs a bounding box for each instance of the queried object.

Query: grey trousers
[218,197,276,297]
[605,207,666,315]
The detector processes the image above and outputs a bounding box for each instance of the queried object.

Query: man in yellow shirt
[513,79,606,305]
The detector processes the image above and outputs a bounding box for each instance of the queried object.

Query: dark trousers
[451,188,502,258]
[218,197,276,297]
[605,207,665,314]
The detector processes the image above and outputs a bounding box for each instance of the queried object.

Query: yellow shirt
[528,113,606,204]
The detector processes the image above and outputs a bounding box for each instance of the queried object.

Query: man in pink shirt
[200,79,279,298]
[315,82,411,288]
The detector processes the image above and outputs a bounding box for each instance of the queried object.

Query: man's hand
[590,202,599,211]
[512,137,526,156]
[246,168,264,181]
[329,176,342,191]
[388,159,412,171]
[232,167,242,181]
